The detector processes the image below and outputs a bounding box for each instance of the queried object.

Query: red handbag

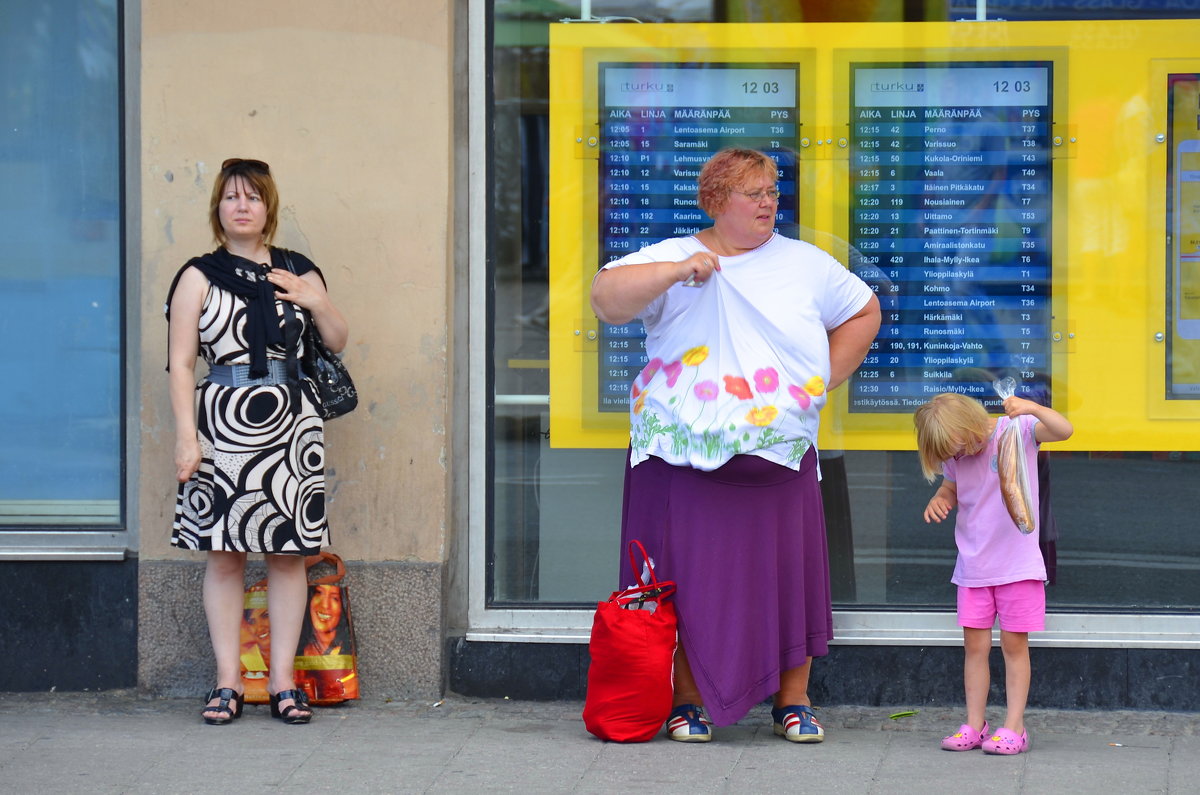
[582,540,678,742]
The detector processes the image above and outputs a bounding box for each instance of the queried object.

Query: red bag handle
[305,550,346,585]
[615,540,674,606]
[628,539,661,588]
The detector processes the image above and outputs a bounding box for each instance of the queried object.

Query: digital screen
[1167,74,1200,398]
[846,62,1054,412]
[595,62,802,412]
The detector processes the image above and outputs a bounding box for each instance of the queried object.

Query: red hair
[697,148,777,216]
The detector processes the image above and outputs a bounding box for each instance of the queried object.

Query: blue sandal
[666,703,712,742]
[772,704,825,743]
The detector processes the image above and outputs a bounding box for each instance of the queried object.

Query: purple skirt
[619,449,832,727]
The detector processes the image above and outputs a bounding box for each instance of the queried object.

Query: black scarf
[165,246,317,378]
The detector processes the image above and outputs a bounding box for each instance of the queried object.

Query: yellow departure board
[549,20,1200,451]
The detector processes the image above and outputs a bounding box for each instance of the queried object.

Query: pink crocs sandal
[982,727,1030,755]
[941,720,990,751]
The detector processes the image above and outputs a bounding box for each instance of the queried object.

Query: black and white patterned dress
[171,279,328,554]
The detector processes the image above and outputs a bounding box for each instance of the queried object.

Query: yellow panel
[549,20,1200,452]
[549,26,818,449]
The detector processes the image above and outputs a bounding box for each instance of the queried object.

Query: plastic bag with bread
[993,377,1036,535]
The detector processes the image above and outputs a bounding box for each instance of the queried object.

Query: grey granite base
[137,559,443,700]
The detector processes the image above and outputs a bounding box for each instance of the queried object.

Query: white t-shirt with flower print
[602,233,874,472]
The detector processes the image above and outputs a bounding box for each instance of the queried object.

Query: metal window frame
[464,0,1200,650]
[1,0,138,562]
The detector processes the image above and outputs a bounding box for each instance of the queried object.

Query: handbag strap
[274,251,306,411]
[282,250,329,359]
[281,250,318,335]
[306,550,346,585]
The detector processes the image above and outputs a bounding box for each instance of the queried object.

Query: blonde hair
[913,393,992,482]
[208,159,280,246]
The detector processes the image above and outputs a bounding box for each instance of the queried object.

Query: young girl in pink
[914,392,1073,755]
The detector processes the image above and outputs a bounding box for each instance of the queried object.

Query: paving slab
[0,693,1197,794]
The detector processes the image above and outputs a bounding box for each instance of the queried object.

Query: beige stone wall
[135,1,456,698]
[138,0,453,564]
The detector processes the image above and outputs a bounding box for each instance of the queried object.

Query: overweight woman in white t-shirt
[590,148,880,744]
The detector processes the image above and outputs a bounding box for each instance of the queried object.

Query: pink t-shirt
[941,414,1047,587]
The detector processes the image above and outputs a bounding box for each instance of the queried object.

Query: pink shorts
[957,580,1046,632]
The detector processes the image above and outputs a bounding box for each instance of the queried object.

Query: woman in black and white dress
[166,157,348,725]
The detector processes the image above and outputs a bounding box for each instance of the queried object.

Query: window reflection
[487,0,1200,612]
[0,0,121,526]
[856,451,1200,610]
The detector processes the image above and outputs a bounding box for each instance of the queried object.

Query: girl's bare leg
[999,629,1031,734]
[963,627,992,731]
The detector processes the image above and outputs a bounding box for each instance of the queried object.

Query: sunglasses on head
[221,158,270,173]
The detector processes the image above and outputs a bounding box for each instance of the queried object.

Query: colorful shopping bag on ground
[239,551,359,705]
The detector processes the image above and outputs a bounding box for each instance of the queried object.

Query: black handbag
[283,252,358,420]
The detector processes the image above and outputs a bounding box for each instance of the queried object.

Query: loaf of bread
[997,418,1036,535]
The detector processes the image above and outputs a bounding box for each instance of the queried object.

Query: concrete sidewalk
[1,692,1197,793]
